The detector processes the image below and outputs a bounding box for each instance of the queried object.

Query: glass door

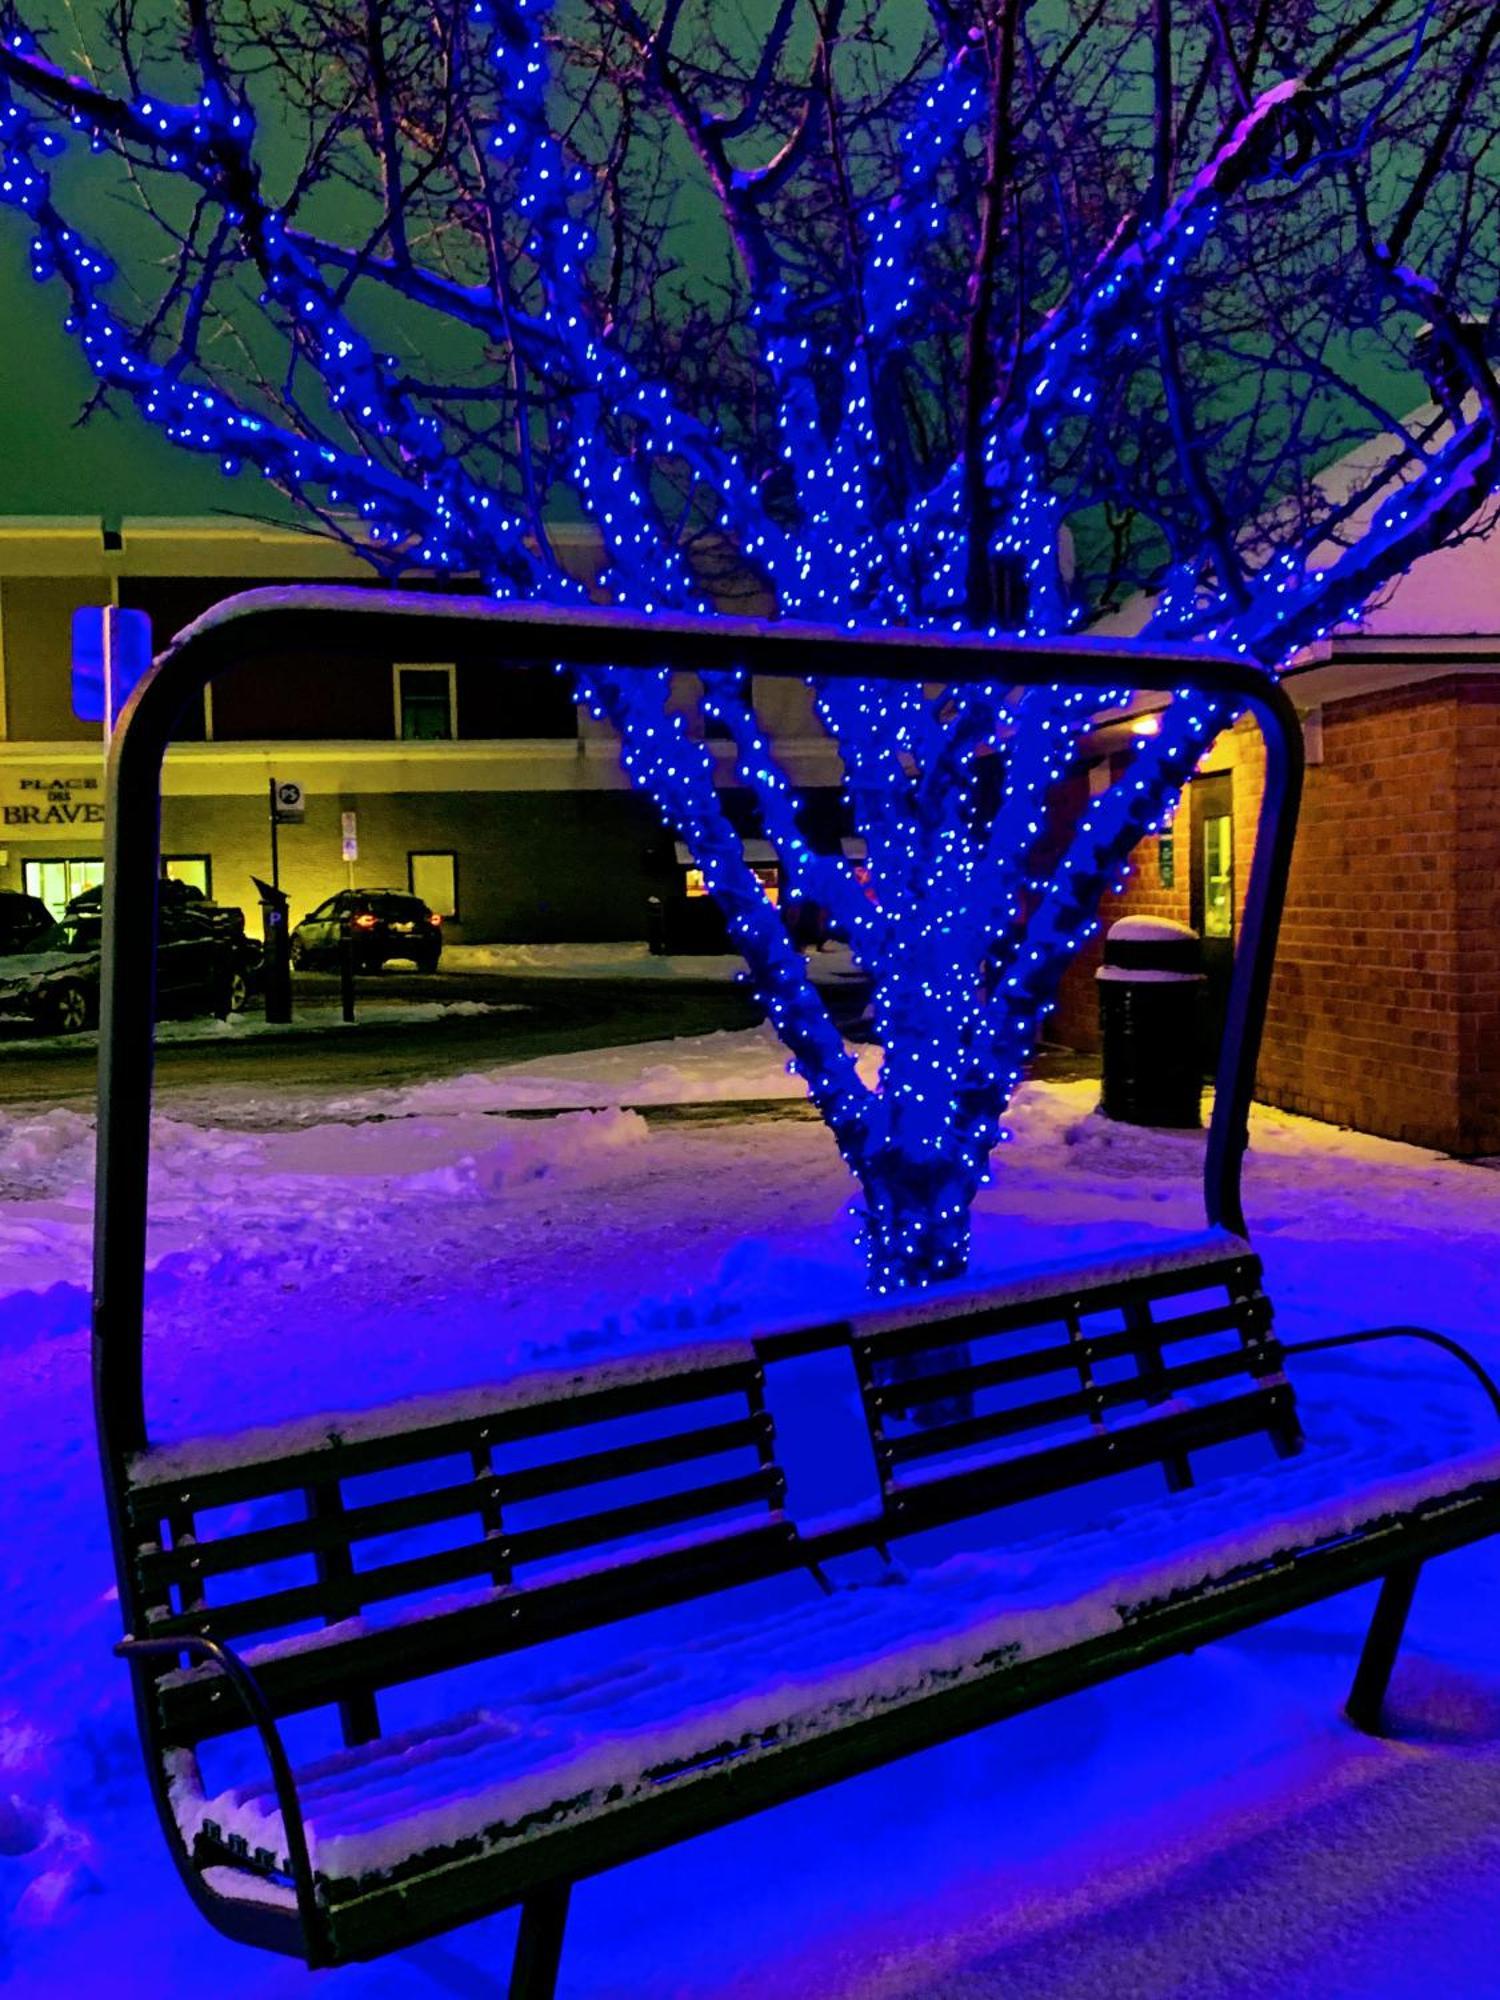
[1189,773,1234,1070]
[23,856,106,919]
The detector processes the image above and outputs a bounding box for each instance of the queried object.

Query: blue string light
[0,23,1487,1290]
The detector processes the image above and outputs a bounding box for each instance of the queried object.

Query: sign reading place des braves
[1,773,105,832]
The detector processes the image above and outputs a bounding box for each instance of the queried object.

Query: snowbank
[326,1022,881,1118]
[441,939,865,987]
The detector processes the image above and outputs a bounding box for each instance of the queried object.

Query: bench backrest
[847,1242,1298,1536]
[127,1245,1299,1750]
[125,1345,798,1746]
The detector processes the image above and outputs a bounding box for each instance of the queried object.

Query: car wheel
[226,968,249,1014]
[416,950,440,975]
[41,981,91,1035]
[289,936,307,970]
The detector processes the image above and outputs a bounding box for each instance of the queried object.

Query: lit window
[1202,815,1233,939]
[395,665,455,741]
[409,851,457,918]
[163,855,211,898]
[683,864,779,906]
[23,856,104,918]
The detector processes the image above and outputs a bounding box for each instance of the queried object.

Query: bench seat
[180,1428,1500,1901]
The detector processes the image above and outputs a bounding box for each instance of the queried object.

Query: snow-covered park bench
[94,594,1500,1994]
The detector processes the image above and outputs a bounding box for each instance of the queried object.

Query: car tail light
[428,912,442,926]
[352,912,378,929]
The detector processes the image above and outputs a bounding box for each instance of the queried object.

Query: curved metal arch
[94,584,1303,1537]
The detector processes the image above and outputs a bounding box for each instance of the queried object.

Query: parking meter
[251,875,292,1024]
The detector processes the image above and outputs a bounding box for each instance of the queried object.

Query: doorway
[1189,772,1234,1067]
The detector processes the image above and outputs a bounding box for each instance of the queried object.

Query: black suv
[0,881,260,1034]
[290,889,443,973]
[0,892,56,956]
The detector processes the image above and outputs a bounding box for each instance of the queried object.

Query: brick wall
[1457,680,1500,1154]
[1258,681,1466,1149]
[1049,714,1264,1052]
[1047,676,1500,1158]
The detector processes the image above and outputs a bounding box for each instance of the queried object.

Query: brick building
[1052,550,1500,1158]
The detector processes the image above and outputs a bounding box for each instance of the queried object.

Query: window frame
[393,662,457,742]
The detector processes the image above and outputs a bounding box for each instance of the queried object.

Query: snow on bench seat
[175,1412,1500,1891]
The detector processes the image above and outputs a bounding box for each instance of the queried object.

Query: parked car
[0,884,260,1034]
[289,889,443,973]
[64,875,249,938]
[0,892,57,957]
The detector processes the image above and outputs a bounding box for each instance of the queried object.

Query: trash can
[1097,916,1204,1128]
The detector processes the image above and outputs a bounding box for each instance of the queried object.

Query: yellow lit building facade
[0,517,840,941]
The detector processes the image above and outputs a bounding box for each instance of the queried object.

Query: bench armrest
[117,1632,322,1950]
[1282,1327,1500,1425]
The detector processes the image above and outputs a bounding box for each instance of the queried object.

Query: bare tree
[1,0,1497,1287]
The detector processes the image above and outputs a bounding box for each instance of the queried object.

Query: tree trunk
[859,1153,976,1292]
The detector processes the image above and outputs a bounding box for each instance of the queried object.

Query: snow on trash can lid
[1098,914,1203,982]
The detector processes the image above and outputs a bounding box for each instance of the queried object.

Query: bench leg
[1346,1562,1421,1735]
[508,1883,571,2000]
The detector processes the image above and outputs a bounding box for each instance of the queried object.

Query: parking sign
[272,780,305,824]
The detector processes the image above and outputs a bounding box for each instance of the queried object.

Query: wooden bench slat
[880,1345,1284,1467]
[866,1298,1273,1416]
[854,1254,1263,1363]
[142,1477,501,1591]
[155,1516,805,1742]
[501,1468,784,1568]
[128,1355,765,1516]
[145,1462,787,1647]
[138,1413,772,1590]
[496,1411,773,1506]
[884,1385,1294,1529]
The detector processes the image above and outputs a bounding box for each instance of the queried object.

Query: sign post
[341,810,358,890]
[268,778,305,892]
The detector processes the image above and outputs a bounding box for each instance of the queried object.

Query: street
[0,963,874,1109]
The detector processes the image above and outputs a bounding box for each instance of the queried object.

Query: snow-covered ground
[1,1026,1499,1996]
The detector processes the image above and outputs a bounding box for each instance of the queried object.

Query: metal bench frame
[96,592,1477,1990]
